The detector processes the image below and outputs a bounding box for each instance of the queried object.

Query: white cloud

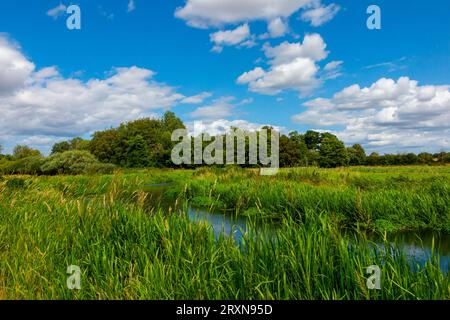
[32,66,60,82]
[363,57,408,73]
[0,36,208,152]
[292,77,450,152]
[321,60,343,80]
[181,92,212,104]
[175,0,319,28]
[324,60,342,71]
[0,67,184,136]
[300,3,340,27]
[190,96,251,119]
[175,0,340,42]
[264,34,328,65]
[127,0,136,13]
[20,135,60,147]
[237,67,266,84]
[0,36,35,95]
[237,33,331,95]
[47,3,67,19]
[267,18,289,38]
[186,119,284,137]
[210,24,252,52]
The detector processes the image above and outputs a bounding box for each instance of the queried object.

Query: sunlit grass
[0,167,448,299]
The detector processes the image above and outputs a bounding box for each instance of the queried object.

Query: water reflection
[188,207,248,242]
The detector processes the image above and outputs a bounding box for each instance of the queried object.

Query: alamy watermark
[171,122,279,176]
[58,4,379,31]
[367,5,381,30]
[67,265,81,290]
[366,265,381,290]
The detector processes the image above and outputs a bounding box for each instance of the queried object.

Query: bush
[41,150,115,175]
[0,156,44,175]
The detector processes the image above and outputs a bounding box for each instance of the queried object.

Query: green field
[0,166,449,299]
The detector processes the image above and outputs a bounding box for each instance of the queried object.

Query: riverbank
[0,166,449,299]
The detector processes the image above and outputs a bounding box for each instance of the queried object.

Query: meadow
[0,166,449,300]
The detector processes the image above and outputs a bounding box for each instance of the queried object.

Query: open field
[0,166,449,299]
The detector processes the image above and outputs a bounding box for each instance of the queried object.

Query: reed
[0,167,448,299]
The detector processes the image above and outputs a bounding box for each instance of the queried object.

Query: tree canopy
[1,111,450,175]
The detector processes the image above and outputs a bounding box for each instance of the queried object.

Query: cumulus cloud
[0,36,35,95]
[267,18,289,38]
[300,3,340,27]
[0,36,206,152]
[237,33,332,95]
[0,67,184,136]
[210,24,253,53]
[175,0,316,28]
[175,0,339,43]
[292,77,450,152]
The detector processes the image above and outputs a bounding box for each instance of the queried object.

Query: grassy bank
[184,166,450,233]
[0,167,449,299]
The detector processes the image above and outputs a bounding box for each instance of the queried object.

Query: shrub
[41,150,115,175]
[0,156,44,175]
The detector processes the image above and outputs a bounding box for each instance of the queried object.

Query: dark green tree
[70,137,90,151]
[347,144,366,165]
[280,133,309,167]
[126,135,151,168]
[90,129,121,164]
[366,152,380,165]
[51,138,90,155]
[319,133,348,168]
[13,145,42,160]
[418,152,433,164]
[304,130,321,150]
[51,141,71,154]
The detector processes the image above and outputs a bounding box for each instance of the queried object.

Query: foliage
[0,156,44,175]
[89,111,185,168]
[0,168,448,299]
[12,145,42,160]
[51,137,90,154]
[2,111,450,174]
[185,166,450,234]
[126,135,151,168]
[319,133,349,168]
[279,134,309,167]
[347,144,367,165]
[41,150,115,175]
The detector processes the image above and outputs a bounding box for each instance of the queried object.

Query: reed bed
[0,167,448,299]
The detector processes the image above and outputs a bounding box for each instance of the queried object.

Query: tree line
[1,111,449,174]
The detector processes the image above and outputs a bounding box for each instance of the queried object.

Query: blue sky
[0,0,449,154]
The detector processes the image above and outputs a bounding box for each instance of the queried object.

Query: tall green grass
[184,167,450,233]
[0,167,448,299]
